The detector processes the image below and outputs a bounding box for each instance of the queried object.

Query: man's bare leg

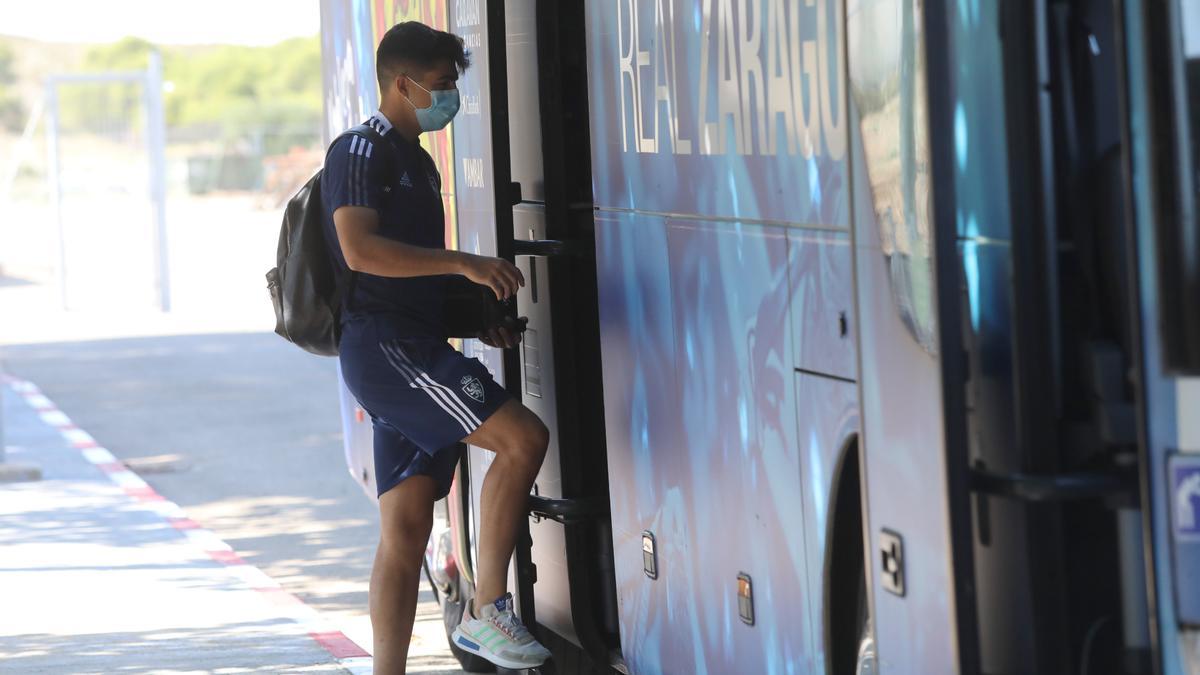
[464,398,549,610]
[370,474,436,675]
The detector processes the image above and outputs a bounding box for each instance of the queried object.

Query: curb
[2,374,374,674]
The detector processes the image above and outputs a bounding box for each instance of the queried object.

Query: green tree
[0,42,24,132]
[56,35,322,146]
[164,36,322,142]
[0,42,16,86]
[56,37,153,132]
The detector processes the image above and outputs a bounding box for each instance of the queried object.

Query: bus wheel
[442,584,496,673]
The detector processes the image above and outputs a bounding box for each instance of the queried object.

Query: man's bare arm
[333,205,525,300]
[334,205,465,277]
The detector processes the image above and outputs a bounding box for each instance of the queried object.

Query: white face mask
[405,78,461,131]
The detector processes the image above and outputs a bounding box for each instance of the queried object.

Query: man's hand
[479,324,522,349]
[460,254,525,300]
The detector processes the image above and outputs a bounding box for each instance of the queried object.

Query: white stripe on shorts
[379,342,480,435]
[380,344,474,435]
[386,344,484,428]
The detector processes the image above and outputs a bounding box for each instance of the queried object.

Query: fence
[43,51,168,311]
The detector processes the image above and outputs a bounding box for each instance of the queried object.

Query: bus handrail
[968,467,1137,503]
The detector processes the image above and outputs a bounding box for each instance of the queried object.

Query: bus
[319,1,1200,673]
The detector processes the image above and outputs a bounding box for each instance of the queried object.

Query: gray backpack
[266,125,390,356]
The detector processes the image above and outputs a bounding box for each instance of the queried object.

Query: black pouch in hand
[442,276,528,339]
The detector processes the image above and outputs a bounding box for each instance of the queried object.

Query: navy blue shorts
[339,316,508,499]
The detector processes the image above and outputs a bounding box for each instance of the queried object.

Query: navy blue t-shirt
[321,111,448,338]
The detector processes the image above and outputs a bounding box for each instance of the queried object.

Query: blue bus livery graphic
[591,0,848,228]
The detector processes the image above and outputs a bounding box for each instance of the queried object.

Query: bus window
[1181,1,1200,195]
[847,0,935,352]
[1147,0,1200,372]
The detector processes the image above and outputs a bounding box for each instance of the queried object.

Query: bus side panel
[846,0,961,668]
[787,227,859,669]
[583,0,850,227]
[850,142,960,670]
[335,364,377,498]
[788,230,856,380]
[593,211,682,674]
[666,218,815,672]
[794,372,859,672]
[595,212,817,674]
[587,0,854,671]
[320,0,375,143]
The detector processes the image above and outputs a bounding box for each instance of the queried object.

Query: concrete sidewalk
[0,379,373,674]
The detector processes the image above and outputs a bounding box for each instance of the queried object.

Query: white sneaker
[451,592,552,670]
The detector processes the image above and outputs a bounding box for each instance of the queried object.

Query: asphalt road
[0,190,466,673]
[1,327,465,674]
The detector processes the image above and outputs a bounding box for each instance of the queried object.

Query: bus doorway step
[968,468,1137,503]
[527,494,608,524]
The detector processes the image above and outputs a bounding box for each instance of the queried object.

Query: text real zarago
[617,0,846,161]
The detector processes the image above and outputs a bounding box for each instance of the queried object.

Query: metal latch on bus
[527,494,608,524]
[508,181,591,259]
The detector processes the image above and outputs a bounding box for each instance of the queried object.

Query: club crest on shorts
[461,375,485,403]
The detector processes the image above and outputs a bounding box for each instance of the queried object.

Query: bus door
[845,0,979,670]
[450,1,621,669]
[1117,0,1200,671]
[503,0,622,666]
[924,0,1197,671]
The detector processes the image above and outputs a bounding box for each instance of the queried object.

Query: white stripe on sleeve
[347,136,361,205]
[356,139,373,206]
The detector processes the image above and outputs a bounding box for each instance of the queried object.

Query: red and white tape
[3,375,373,673]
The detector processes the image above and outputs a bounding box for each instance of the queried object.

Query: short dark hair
[375,21,470,90]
